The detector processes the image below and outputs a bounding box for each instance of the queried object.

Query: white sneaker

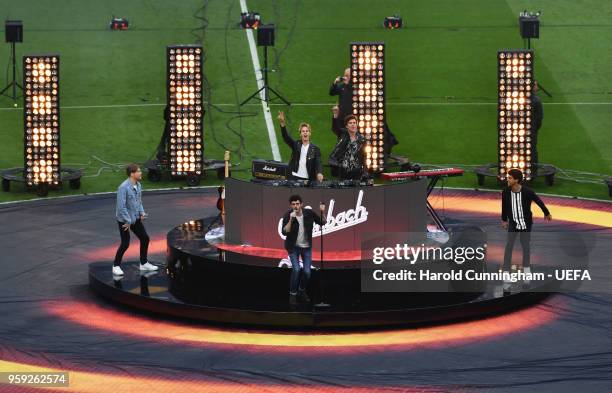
[139,262,159,271]
[112,266,124,276]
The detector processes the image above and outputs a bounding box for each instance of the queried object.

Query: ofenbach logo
[278,190,369,239]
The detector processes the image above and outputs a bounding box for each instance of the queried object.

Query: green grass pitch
[0,0,610,202]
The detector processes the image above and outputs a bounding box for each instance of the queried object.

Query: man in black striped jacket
[501,169,552,275]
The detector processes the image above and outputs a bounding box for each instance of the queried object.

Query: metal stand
[424,175,448,232]
[1,167,82,197]
[524,38,552,98]
[314,207,330,308]
[0,42,23,102]
[240,46,290,106]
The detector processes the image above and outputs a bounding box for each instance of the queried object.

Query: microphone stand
[314,205,330,308]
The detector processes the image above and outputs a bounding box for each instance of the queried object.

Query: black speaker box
[519,16,539,39]
[257,24,275,47]
[5,20,23,43]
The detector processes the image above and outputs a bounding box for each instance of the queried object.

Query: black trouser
[503,225,531,270]
[113,219,149,266]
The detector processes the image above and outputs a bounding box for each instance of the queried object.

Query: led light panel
[23,54,60,187]
[167,45,203,177]
[497,50,534,180]
[350,42,386,172]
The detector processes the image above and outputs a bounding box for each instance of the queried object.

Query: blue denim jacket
[115,179,145,224]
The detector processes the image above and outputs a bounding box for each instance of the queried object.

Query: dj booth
[224,178,428,254]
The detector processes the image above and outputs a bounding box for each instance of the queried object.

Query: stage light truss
[350,42,386,172]
[497,50,534,180]
[23,54,60,187]
[167,45,203,177]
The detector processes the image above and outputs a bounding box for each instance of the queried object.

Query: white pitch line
[2,101,612,111]
[239,0,281,161]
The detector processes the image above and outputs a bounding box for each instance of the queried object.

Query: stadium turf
[0,0,610,202]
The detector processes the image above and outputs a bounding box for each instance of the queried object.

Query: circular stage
[88,179,575,328]
[89,214,559,328]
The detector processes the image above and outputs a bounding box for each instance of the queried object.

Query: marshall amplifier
[252,159,289,180]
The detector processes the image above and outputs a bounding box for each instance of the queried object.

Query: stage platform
[88,259,556,328]
[88,212,559,328]
[86,178,583,328]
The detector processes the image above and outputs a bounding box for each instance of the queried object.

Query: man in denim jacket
[112,164,158,276]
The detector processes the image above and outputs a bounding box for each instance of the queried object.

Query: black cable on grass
[271,0,300,99]
[4,51,9,95]
[267,0,300,132]
[193,0,258,166]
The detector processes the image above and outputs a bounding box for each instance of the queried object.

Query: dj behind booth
[277,111,324,182]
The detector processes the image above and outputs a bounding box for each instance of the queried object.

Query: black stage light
[350,42,386,172]
[240,12,260,29]
[23,54,60,187]
[384,16,402,30]
[109,17,129,30]
[497,50,534,181]
[5,20,23,43]
[519,10,540,39]
[257,24,275,47]
[166,45,204,178]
